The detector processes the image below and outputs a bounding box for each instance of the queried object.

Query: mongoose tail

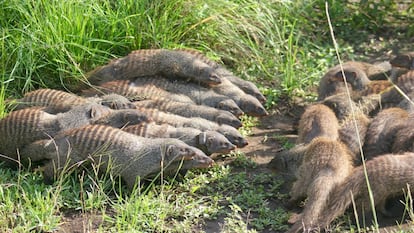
[297,104,339,144]
[316,153,414,230]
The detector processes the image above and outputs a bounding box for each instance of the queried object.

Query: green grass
[1,0,414,232]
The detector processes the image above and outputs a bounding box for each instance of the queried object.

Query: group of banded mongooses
[0,48,268,190]
[270,51,414,232]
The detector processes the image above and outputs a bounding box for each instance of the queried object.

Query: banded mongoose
[11,88,136,113]
[82,79,244,117]
[338,112,371,164]
[0,104,110,161]
[317,63,371,100]
[123,122,236,155]
[210,77,268,117]
[363,107,408,159]
[174,48,267,103]
[315,152,414,231]
[391,114,414,153]
[296,104,339,144]
[21,124,214,189]
[133,97,242,128]
[287,137,353,233]
[132,107,248,148]
[321,92,380,120]
[86,49,222,87]
[0,104,150,163]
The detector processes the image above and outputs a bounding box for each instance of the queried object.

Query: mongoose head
[332,67,370,91]
[92,109,152,128]
[216,113,243,128]
[216,125,248,148]
[238,95,268,117]
[217,99,244,117]
[321,93,357,121]
[197,131,236,154]
[99,93,137,110]
[390,52,414,70]
[162,140,214,169]
[238,80,266,104]
[192,59,222,86]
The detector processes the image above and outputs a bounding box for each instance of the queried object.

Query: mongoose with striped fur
[133,97,242,128]
[338,112,370,164]
[132,107,248,148]
[297,104,339,144]
[390,52,414,70]
[317,63,371,100]
[86,49,222,87]
[363,107,408,159]
[0,104,149,163]
[21,124,214,189]
[123,122,236,155]
[82,79,244,117]
[11,88,136,113]
[287,137,354,233]
[315,153,414,231]
[174,48,266,103]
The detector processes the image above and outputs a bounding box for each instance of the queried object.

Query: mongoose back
[82,79,244,117]
[363,107,408,159]
[358,80,393,96]
[132,107,248,148]
[296,104,339,144]
[391,114,414,153]
[390,52,414,70]
[123,122,236,155]
[321,92,380,120]
[174,48,267,103]
[315,152,414,230]
[22,124,214,189]
[0,103,111,160]
[86,49,222,86]
[317,63,371,100]
[338,112,371,164]
[12,88,136,113]
[133,97,242,128]
[288,137,353,233]
[132,76,246,116]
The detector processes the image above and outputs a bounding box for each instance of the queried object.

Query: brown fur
[297,104,339,144]
[133,97,242,128]
[86,49,222,86]
[316,153,414,230]
[338,112,371,164]
[21,124,214,189]
[391,113,414,153]
[363,107,408,159]
[174,48,267,103]
[123,122,236,155]
[11,88,136,113]
[317,63,372,100]
[288,137,354,233]
[132,107,248,148]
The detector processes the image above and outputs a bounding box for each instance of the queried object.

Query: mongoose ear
[199,132,207,144]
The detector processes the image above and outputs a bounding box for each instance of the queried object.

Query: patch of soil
[56,210,105,233]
